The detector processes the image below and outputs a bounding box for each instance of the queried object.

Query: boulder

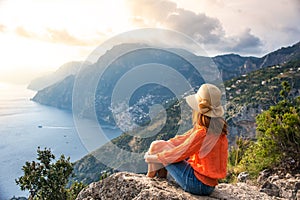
[237,171,249,183]
[257,169,272,184]
[76,172,277,200]
[260,181,280,197]
[259,173,300,199]
[271,174,300,199]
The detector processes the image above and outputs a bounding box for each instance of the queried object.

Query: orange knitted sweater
[157,126,228,186]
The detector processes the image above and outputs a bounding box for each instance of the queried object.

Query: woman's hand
[144,152,160,163]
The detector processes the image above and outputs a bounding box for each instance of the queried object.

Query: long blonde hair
[192,110,228,135]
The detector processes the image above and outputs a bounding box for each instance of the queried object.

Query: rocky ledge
[76,172,287,200]
[256,169,300,199]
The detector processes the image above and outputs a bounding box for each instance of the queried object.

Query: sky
[0,0,299,84]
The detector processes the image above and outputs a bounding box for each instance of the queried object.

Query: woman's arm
[167,128,194,146]
[144,152,160,163]
[157,128,206,165]
[144,127,199,164]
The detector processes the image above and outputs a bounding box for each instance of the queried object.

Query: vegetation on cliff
[239,81,300,176]
[227,81,300,181]
[225,59,300,118]
[16,147,85,200]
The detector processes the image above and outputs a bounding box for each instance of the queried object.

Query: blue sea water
[0,83,121,200]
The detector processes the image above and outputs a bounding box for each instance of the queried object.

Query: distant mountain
[32,42,300,123]
[259,41,300,67]
[213,41,300,80]
[32,41,300,146]
[212,54,261,80]
[28,61,89,91]
[33,43,217,126]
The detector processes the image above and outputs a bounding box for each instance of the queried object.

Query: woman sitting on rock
[144,83,228,196]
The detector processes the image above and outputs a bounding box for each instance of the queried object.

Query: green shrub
[239,82,300,176]
[66,181,86,200]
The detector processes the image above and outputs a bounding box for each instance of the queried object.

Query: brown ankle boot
[157,167,167,178]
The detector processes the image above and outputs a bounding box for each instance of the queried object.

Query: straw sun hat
[185,83,224,118]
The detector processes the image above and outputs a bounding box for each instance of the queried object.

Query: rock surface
[258,172,300,199]
[76,172,281,200]
[237,171,249,183]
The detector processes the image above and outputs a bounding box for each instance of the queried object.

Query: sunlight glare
[0,0,131,83]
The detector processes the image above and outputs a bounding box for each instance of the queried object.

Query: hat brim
[185,94,200,112]
[185,94,225,118]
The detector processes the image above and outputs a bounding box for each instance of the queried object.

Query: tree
[16,147,74,200]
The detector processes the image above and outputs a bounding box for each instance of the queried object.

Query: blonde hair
[192,110,228,135]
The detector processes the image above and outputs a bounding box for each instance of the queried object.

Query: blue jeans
[165,160,215,195]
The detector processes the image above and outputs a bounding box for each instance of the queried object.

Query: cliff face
[32,75,74,110]
[224,58,300,139]
[212,54,260,80]
[75,172,277,200]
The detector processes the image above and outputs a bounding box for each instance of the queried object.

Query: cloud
[15,26,103,46]
[0,24,6,32]
[290,0,300,12]
[46,28,93,46]
[127,0,177,22]
[220,29,263,54]
[15,26,36,38]
[282,26,300,37]
[166,8,225,44]
[126,0,263,54]
[129,17,148,28]
[193,0,299,54]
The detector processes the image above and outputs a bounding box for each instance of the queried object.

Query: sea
[0,83,121,200]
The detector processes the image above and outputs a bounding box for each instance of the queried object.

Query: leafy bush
[239,82,300,176]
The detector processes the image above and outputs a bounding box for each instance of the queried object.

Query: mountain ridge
[32,41,300,111]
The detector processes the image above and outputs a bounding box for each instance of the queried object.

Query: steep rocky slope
[224,58,300,138]
[32,75,75,110]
